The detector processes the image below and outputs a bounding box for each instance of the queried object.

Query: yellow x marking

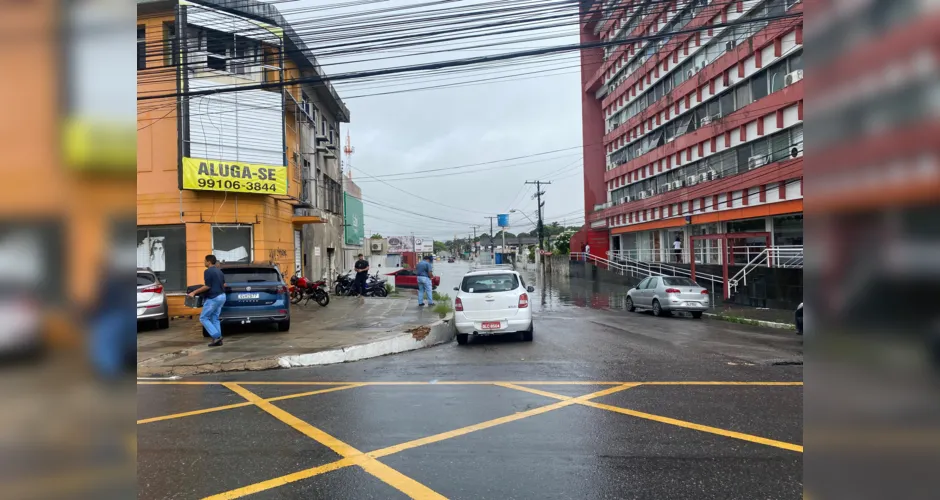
[137,381,803,498]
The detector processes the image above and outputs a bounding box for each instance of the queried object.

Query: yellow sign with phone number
[182,157,288,195]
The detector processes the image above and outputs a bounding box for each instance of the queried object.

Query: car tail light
[664,288,681,294]
[455,298,463,311]
[518,293,529,308]
[276,285,288,294]
[701,289,709,294]
[141,284,163,294]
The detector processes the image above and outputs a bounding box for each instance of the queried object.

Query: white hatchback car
[453,269,535,345]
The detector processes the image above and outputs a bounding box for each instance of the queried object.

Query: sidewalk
[137,296,452,377]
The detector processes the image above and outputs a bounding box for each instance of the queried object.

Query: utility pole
[469,225,480,258]
[525,180,552,252]
[484,216,496,263]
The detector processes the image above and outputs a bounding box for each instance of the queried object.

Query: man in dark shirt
[354,254,370,296]
[187,254,227,346]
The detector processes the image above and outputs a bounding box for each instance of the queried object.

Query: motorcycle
[334,271,355,296]
[362,272,388,297]
[289,274,330,307]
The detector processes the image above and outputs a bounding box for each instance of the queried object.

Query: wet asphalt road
[138,262,803,499]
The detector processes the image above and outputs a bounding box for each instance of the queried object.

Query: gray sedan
[626,276,710,318]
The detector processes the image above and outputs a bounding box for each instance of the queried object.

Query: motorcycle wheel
[374,287,387,297]
[315,290,330,307]
[290,290,303,305]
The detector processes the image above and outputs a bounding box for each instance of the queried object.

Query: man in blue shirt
[187,254,227,346]
[415,255,435,307]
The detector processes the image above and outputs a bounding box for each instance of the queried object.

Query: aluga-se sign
[182,157,288,195]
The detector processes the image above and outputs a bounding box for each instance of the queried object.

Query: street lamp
[509,209,536,225]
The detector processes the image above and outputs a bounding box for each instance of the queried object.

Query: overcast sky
[279,0,585,242]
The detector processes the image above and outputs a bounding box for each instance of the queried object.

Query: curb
[277,312,456,367]
[703,312,795,330]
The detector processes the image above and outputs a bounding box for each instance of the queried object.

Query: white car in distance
[453,269,535,345]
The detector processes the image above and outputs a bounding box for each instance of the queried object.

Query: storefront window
[212,225,253,263]
[773,214,803,246]
[137,225,186,292]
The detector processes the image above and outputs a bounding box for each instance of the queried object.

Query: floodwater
[420,259,642,313]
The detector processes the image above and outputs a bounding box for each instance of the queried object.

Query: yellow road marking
[581,400,803,453]
[138,385,362,425]
[201,458,358,500]
[139,380,803,386]
[371,384,638,459]
[205,383,639,498]
[221,383,446,500]
[495,384,803,453]
[138,402,254,425]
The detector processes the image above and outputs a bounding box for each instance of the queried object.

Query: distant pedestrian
[584,243,591,262]
[416,255,435,307]
[673,236,682,263]
[188,254,226,347]
[354,254,370,296]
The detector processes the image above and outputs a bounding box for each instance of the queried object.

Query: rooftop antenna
[343,130,355,179]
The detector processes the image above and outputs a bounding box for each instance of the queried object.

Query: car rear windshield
[461,274,518,293]
[662,277,700,287]
[137,273,156,286]
[221,268,282,283]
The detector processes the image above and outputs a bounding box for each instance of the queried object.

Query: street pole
[484,216,496,263]
[525,180,552,252]
[470,225,480,258]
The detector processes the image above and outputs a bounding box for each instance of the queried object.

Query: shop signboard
[182,157,288,195]
[386,236,434,254]
[344,193,364,245]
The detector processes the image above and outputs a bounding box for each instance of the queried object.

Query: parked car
[795,303,803,335]
[208,263,290,334]
[137,267,169,329]
[453,269,535,345]
[386,268,440,290]
[447,258,455,263]
[626,276,709,318]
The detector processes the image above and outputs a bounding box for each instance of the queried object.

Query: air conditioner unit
[686,69,695,79]
[658,185,669,194]
[748,155,767,170]
[725,40,736,52]
[700,115,712,126]
[624,195,632,202]
[686,175,698,186]
[707,170,718,180]
[639,191,647,200]
[371,241,384,252]
[784,69,804,86]
[699,172,709,183]
[673,180,683,189]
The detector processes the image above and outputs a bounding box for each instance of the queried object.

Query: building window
[163,22,177,67]
[773,214,803,246]
[137,25,146,70]
[137,226,186,292]
[212,225,253,263]
[205,30,229,71]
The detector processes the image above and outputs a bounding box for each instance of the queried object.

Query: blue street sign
[497,213,510,227]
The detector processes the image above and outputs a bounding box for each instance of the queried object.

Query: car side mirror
[453,287,459,291]
[527,286,535,293]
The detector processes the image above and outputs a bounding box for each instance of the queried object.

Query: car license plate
[684,301,699,306]
[238,293,260,299]
[481,321,501,330]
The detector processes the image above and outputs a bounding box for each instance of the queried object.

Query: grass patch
[431,291,454,318]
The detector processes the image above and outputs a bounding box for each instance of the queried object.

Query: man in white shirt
[584,243,591,262]
[673,236,682,263]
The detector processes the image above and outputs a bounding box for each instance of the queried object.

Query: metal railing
[728,246,804,295]
[571,252,726,289]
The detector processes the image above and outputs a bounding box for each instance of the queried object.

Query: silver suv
[137,267,169,329]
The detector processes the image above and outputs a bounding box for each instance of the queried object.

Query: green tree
[433,241,447,253]
[554,231,573,255]
[370,233,383,239]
